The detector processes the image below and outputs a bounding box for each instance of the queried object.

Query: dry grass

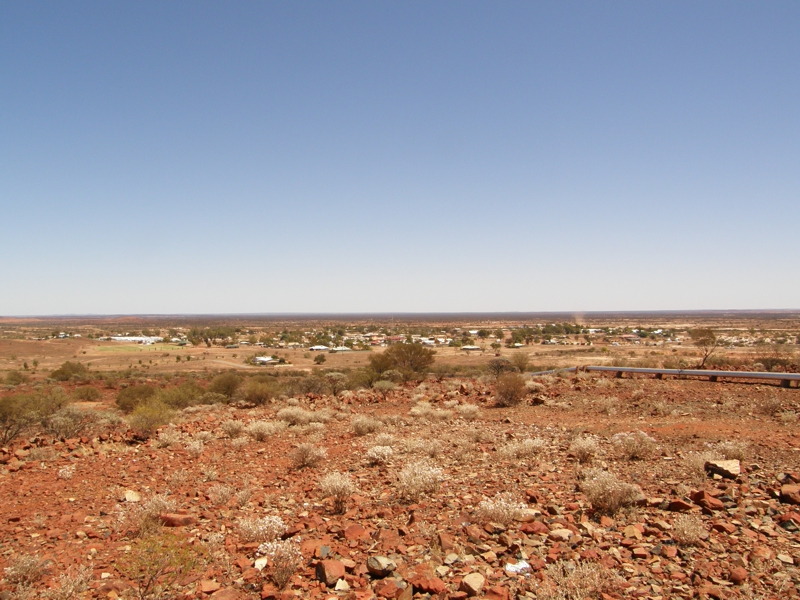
[156,428,181,448]
[221,420,245,438]
[455,404,479,420]
[579,469,641,515]
[207,484,234,505]
[409,402,453,422]
[319,471,355,513]
[569,436,599,464]
[185,439,204,457]
[120,494,177,537]
[290,443,326,469]
[238,516,286,543]
[672,514,704,546]
[539,560,612,600]
[716,440,747,461]
[256,539,302,589]
[3,554,48,586]
[352,415,382,436]
[475,492,526,524]
[365,445,393,466]
[245,420,287,441]
[396,461,443,502]
[612,430,657,460]
[43,565,92,600]
[499,437,546,460]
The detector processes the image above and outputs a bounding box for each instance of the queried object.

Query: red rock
[712,521,737,534]
[520,521,549,535]
[210,589,242,600]
[668,499,694,512]
[160,513,196,527]
[438,532,456,551]
[691,490,725,511]
[344,523,371,542]
[780,484,800,505]
[374,578,403,599]
[408,574,447,594]
[199,579,221,593]
[729,567,748,585]
[485,586,511,600]
[316,559,346,586]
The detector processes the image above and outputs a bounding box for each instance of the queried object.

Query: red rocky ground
[1,373,799,599]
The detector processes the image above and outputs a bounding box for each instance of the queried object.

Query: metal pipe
[584,365,800,384]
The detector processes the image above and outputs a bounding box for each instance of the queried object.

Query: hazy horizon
[2,2,798,315]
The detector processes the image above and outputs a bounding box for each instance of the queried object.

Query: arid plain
[1,312,799,600]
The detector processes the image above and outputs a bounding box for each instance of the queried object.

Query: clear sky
[1,2,798,315]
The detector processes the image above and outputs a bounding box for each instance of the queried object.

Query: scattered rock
[460,572,485,597]
[367,556,397,578]
[316,560,346,586]
[704,460,741,479]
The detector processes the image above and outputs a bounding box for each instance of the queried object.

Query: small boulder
[367,556,397,578]
[460,572,485,597]
[704,459,741,479]
[316,560,346,587]
[729,567,748,585]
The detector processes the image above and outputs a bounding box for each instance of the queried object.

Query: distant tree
[208,372,241,398]
[50,361,88,382]
[477,329,490,339]
[324,372,349,397]
[487,358,513,379]
[490,342,502,354]
[372,380,396,400]
[313,354,326,365]
[690,328,721,369]
[383,343,436,378]
[510,352,530,374]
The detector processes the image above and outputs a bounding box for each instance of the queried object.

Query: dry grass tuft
[539,560,612,600]
[245,420,287,441]
[352,415,382,436]
[475,492,526,524]
[319,471,355,513]
[43,565,92,600]
[570,436,599,464]
[256,539,302,589]
[397,461,443,502]
[221,420,245,438]
[499,437,546,460]
[238,516,286,543]
[185,439,204,457]
[455,404,479,420]
[290,443,326,469]
[365,445,393,466]
[579,469,641,515]
[612,430,657,460]
[672,514,704,546]
[207,484,234,505]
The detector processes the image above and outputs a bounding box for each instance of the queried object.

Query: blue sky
[1,2,798,314]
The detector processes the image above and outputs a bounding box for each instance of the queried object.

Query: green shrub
[242,380,276,405]
[50,361,88,381]
[116,385,157,413]
[121,532,203,600]
[72,386,101,401]
[30,387,72,422]
[44,406,96,439]
[0,394,34,445]
[208,372,241,398]
[156,382,202,409]
[128,398,173,438]
[5,370,29,385]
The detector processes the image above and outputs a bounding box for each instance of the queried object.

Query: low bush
[208,372,241,398]
[256,539,302,589]
[43,406,96,439]
[221,420,245,438]
[499,437,546,460]
[365,445,393,466]
[156,382,203,409]
[570,436,599,464]
[0,394,34,445]
[352,415,382,436]
[241,380,276,405]
[495,372,527,407]
[50,361,88,382]
[612,430,657,460]
[44,565,92,600]
[72,386,101,401]
[121,531,203,600]
[116,385,157,413]
[672,514,704,546]
[245,420,286,441]
[5,370,30,385]
[290,443,326,469]
[128,398,173,438]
